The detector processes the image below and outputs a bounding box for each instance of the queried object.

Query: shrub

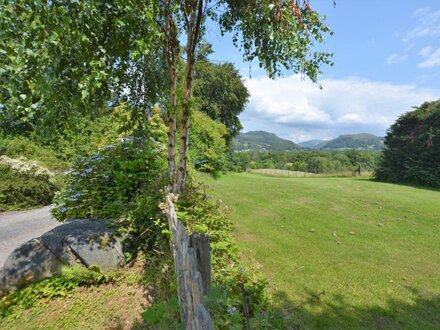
[376,100,440,187]
[190,111,228,176]
[0,135,66,211]
[0,156,56,183]
[51,110,169,262]
[0,134,67,171]
[51,136,166,221]
[0,161,60,212]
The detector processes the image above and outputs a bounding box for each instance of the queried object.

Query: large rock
[0,219,125,292]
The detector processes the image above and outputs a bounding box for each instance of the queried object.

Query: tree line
[229,149,380,174]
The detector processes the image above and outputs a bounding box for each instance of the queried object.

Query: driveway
[0,206,60,268]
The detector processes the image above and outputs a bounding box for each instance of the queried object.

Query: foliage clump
[0,155,56,183]
[0,265,113,320]
[194,59,250,142]
[0,134,67,171]
[0,157,61,211]
[143,179,292,329]
[51,119,167,221]
[376,100,440,187]
[190,110,229,177]
[50,110,169,265]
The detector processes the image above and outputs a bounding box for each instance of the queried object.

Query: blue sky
[205,1,440,142]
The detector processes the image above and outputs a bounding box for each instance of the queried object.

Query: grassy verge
[205,173,440,329]
[0,260,152,329]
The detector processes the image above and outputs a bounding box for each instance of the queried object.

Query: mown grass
[205,173,440,329]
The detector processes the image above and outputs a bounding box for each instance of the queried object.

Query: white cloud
[403,8,440,42]
[417,71,440,83]
[386,53,408,64]
[419,45,432,57]
[418,47,440,68]
[241,75,438,142]
[338,113,363,124]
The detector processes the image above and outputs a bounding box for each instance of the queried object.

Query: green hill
[297,139,328,149]
[235,131,383,152]
[233,131,300,152]
[320,133,384,150]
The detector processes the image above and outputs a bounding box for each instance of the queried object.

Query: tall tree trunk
[176,67,191,193]
[167,61,177,188]
[176,0,204,193]
[164,1,179,191]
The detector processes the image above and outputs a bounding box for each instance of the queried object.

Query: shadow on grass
[273,286,440,329]
[358,177,440,193]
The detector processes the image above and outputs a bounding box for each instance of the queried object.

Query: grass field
[205,173,440,329]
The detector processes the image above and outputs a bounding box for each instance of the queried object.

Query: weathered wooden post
[164,193,214,330]
[189,233,211,296]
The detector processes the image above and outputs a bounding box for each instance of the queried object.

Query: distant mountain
[235,131,384,152]
[297,139,328,149]
[320,133,384,150]
[234,131,300,152]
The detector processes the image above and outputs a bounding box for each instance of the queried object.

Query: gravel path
[0,206,60,268]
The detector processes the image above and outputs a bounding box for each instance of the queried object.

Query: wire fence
[247,168,373,178]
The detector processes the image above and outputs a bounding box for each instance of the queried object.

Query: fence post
[189,234,211,296]
[165,194,214,330]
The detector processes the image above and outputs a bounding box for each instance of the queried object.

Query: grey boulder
[0,219,125,292]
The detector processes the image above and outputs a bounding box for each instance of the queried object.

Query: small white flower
[227,307,237,315]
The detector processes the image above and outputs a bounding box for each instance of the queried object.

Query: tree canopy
[376,100,440,187]
[0,0,333,192]
[194,60,249,142]
[0,0,161,133]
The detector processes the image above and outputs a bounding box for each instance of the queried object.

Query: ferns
[62,265,111,286]
[1,265,115,320]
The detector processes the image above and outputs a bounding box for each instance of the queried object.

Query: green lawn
[205,173,440,329]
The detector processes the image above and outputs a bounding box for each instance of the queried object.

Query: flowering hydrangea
[51,136,166,221]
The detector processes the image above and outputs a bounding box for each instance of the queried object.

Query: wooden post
[190,234,211,296]
[240,283,251,330]
[165,194,214,329]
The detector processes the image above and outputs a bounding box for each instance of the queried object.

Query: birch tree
[156,0,332,192]
[0,0,333,193]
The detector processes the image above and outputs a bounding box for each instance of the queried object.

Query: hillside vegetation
[206,173,440,329]
[233,131,300,152]
[236,131,384,152]
[299,133,384,150]
[321,133,384,150]
[297,139,328,149]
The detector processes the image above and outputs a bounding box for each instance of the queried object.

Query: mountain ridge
[319,133,383,150]
[233,131,300,152]
[235,131,384,151]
